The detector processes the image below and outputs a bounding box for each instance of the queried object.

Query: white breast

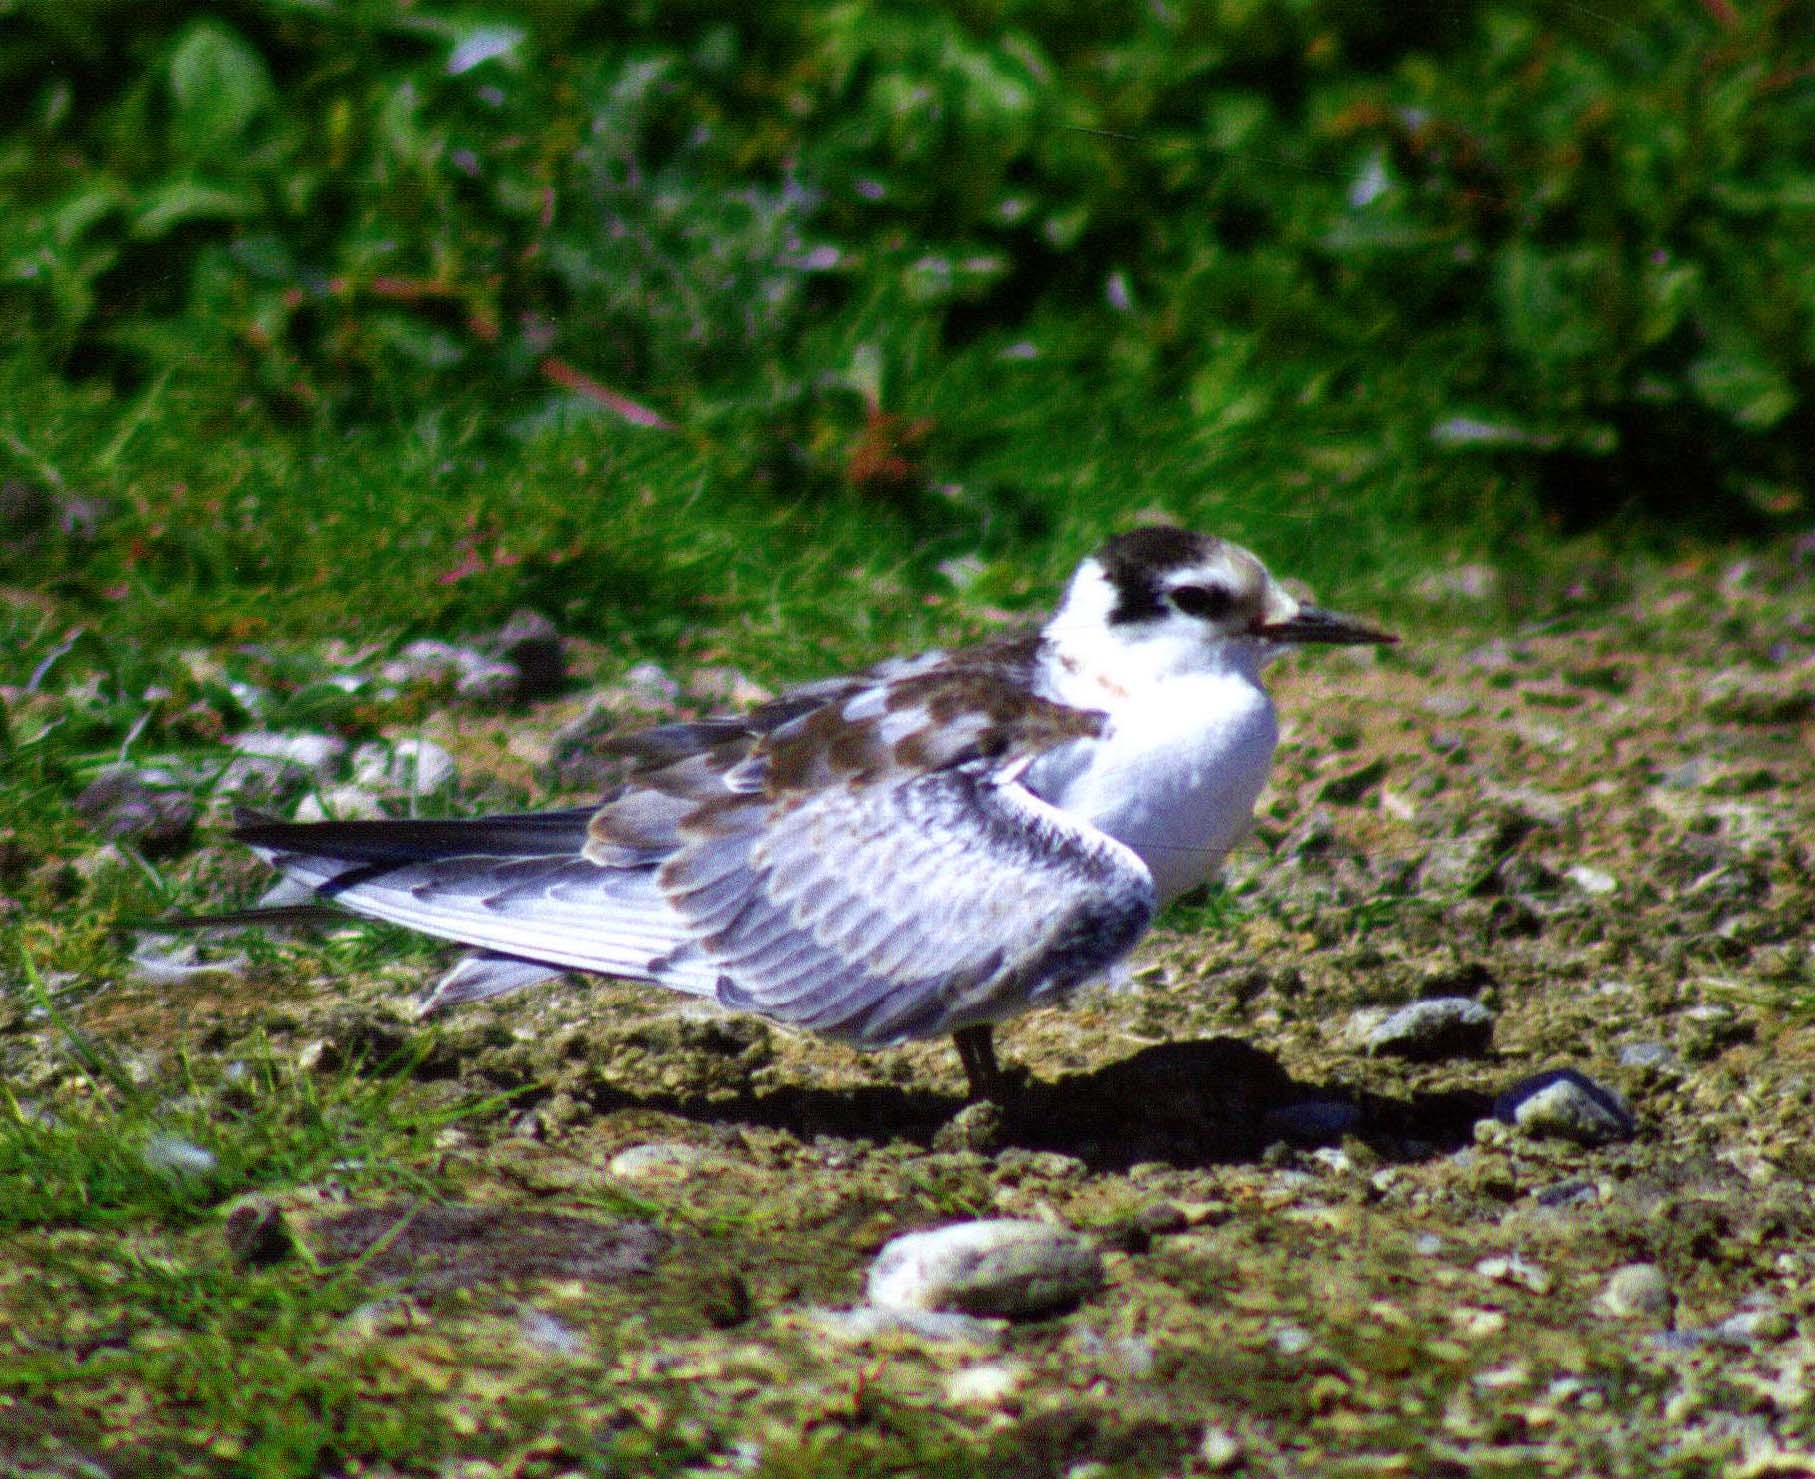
[1025,669,1278,902]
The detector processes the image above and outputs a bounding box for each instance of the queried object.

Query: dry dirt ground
[7,550,1815,1476]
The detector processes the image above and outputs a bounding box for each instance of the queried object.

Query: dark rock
[0,477,53,532]
[1703,673,1814,726]
[1533,1179,1599,1210]
[933,1100,1007,1154]
[73,765,196,853]
[1131,1202,1188,1237]
[698,1270,754,1328]
[489,609,565,699]
[224,1198,302,1268]
[1087,1219,1153,1256]
[1318,757,1390,806]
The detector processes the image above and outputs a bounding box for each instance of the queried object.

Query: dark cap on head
[1094,526,1222,625]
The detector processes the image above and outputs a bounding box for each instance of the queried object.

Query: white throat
[1028,561,1279,900]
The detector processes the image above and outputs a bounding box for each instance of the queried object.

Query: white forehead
[1053,558,1122,629]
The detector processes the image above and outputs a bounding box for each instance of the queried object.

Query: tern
[217,527,1395,1098]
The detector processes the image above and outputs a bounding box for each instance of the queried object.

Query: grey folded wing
[650,762,1157,1046]
[235,808,699,985]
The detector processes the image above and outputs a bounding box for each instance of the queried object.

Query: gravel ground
[7,550,1815,1475]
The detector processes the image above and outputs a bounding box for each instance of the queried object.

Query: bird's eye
[1170,584,1236,620]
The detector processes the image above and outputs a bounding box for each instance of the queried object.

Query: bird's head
[1047,526,1397,682]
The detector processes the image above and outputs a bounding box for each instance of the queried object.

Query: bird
[206,527,1395,1100]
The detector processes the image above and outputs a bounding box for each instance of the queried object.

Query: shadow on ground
[580,1037,1496,1172]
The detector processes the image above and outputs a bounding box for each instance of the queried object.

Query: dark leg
[952,1024,1003,1102]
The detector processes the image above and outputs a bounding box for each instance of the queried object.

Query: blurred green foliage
[4,0,1814,534]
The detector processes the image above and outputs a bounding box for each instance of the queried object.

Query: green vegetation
[4,3,1814,1475]
[6,3,1814,650]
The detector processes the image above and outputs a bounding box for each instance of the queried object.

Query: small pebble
[1200,1427,1243,1472]
[608,1141,714,1183]
[1359,996,1495,1061]
[382,638,519,703]
[224,1198,301,1268]
[73,765,196,852]
[453,659,524,704]
[624,661,681,707]
[1496,1069,1635,1145]
[1713,1306,1792,1345]
[1600,1263,1672,1319]
[294,785,387,822]
[143,1133,217,1178]
[231,731,347,782]
[944,1360,1026,1407]
[127,944,248,988]
[932,1100,1006,1154]
[518,1308,589,1357]
[215,755,308,805]
[352,738,458,796]
[1567,864,1617,896]
[1617,1042,1673,1070]
[868,1219,1103,1319]
[1270,1323,1314,1356]
[687,664,772,707]
[1475,1254,1553,1296]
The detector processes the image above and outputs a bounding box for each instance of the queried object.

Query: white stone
[128,945,247,989]
[1601,1263,1672,1319]
[1567,864,1617,896]
[1270,1323,1314,1356]
[623,661,681,707]
[231,731,348,781]
[944,1360,1027,1407]
[607,1141,717,1183]
[518,1309,589,1357]
[143,1133,217,1177]
[352,738,457,796]
[867,1219,1103,1318]
[1200,1427,1243,1472]
[294,785,388,822]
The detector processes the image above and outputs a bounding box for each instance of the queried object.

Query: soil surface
[8,551,1815,1476]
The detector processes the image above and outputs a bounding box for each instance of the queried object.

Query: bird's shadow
[585,1037,1494,1173]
